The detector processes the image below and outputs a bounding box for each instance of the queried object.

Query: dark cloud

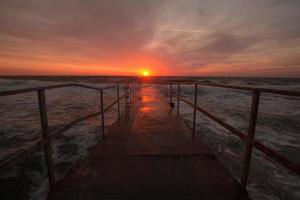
[204,34,257,54]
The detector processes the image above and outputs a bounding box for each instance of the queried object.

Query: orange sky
[0,52,170,76]
[0,0,300,77]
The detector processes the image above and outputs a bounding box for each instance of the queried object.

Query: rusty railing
[0,82,139,191]
[160,81,300,188]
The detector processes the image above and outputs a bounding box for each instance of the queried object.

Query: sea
[0,76,299,200]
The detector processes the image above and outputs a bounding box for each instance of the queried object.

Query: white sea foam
[0,78,124,199]
[175,79,300,200]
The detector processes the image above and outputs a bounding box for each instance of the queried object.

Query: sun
[142,70,150,77]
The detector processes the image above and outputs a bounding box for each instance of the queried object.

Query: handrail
[0,93,126,172]
[174,92,247,140]
[0,81,139,192]
[172,91,299,175]
[0,83,117,96]
[166,81,300,96]
[160,81,300,189]
[2,80,299,193]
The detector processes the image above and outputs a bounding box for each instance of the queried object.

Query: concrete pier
[51,86,249,200]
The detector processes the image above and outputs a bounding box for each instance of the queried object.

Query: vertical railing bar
[166,84,169,99]
[128,82,131,103]
[37,89,56,190]
[135,83,137,98]
[100,89,105,138]
[132,83,134,100]
[117,84,120,119]
[128,83,131,102]
[124,83,127,109]
[169,83,173,103]
[136,83,138,97]
[177,83,180,115]
[240,90,260,188]
[131,83,133,101]
[192,84,198,136]
[166,83,168,97]
[129,82,131,103]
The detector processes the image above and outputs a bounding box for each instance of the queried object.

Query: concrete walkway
[51,86,249,200]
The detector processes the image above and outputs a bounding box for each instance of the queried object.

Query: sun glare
[142,70,150,77]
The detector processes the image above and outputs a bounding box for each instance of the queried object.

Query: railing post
[177,84,180,115]
[100,89,105,138]
[37,89,55,190]
[241,91,260,188]
[165,83,168,97]
[129,82,131,103]
[128,83,130,102]
[131,83,133,101]
[135,84,137,96]
[124,83,127,109]
[169,83,173,103]
[132,83,134,100]
[132,84,135,100]
[192,84,198,136]
[117,85,120,119]
[166,84,169,98]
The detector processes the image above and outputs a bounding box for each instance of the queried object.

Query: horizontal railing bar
[3,81,299,97]
[72,83,103,91]
[101,85,118,90]
[48,93,124,141]
[253,139,300,176]
[172,92,247,140]
[0,138,41,173]
[170,92,300,176]
[0,93,125,173]
[0,83,119,97]
[0,84,76,96]
[49,111,102,141]
[164,81,300,97]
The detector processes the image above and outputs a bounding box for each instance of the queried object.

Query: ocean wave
[0,77,299,200]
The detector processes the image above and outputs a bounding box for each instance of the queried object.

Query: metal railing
[1,80,299,191]
[159,81,300,188]
[0,82,139,191]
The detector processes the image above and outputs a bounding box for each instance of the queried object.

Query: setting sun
[142,70,150,77]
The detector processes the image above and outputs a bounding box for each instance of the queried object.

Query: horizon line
[0,75,299,79]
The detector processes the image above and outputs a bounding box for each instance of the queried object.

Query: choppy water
[0,78,125,199]
[0,77,299,200]
[175,78,300,200]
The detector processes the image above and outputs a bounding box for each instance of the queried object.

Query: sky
[0,0,300,77]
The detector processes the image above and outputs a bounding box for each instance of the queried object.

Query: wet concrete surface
[126,87,211,155]
[50,86,249,200]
